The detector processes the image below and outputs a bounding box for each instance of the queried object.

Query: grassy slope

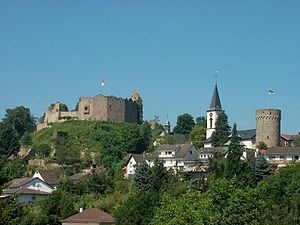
[31,120,143,156]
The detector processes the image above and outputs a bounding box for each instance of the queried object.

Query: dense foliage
[211,111,230,147]
[29,120,151,168]
[173,113,195,135]
[0,106,36,157]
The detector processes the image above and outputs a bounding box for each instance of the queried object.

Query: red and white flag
[101,79,105,87]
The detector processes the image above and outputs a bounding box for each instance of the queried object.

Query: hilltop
[28,120,151,168]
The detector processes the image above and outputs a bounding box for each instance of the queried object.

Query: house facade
[1,177,54,203]
[265,147,300,167]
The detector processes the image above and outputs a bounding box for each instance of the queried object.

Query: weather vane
[215,70,219,84]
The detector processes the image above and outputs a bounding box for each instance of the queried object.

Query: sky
[0,1,300,134]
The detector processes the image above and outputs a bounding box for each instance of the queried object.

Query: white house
[148,144,197,171]
[1,177,54,203]
[265,146,300,167]
[124,154,146,178]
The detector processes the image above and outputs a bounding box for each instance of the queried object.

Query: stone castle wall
[125,99,138,123]
[256,109,281,147]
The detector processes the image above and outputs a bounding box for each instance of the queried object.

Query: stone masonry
[256,109,281,147]
[37,93,139,131]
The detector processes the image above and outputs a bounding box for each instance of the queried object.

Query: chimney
[79,208,83,213]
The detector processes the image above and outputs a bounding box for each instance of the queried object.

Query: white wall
[18,194,48,204]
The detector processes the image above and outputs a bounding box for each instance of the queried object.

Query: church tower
[206,84,224,139]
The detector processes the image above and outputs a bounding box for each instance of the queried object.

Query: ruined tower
[256,109,281,147]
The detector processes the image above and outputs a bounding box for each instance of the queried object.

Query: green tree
[1,106,36,139]
[211,112,230,147]
[0,124,20,156]
[190,125,206,148]
[115,191,159,225]
[134,161,153,191]
[257,141,267,150]
[34,143,51,158]
[41,190,76,225]
[54,132,80,165]
[294,135,300,147]
[0,158,25,183]
[139,121,152,150]
[196,116,207,128]
[224,124,243,179]
[19,131,33,147]
[173,113,195,135]
[100,131,124,168]
[255,153,272,183]
[88,172,114,195]
[0,197,23,225]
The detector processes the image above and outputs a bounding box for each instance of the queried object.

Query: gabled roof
[238,129,256,140]
[69,172,91,181]
[281,134,296,141]
[37,170,61,185]
[173,133,189,145]
[125,153,145,166]
[61,208,116,224]
[204,129,256,144]
[152,144,195,159]
[3,188,50,196]
[9,177,35,188]
[266,147,300,156]
[209,84,222,110]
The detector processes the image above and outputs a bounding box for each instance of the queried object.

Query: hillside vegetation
[30,120,151,167]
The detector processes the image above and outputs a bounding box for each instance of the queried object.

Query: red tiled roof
[61,208,116,224]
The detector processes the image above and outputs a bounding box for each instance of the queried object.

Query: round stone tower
[256,109,281,147]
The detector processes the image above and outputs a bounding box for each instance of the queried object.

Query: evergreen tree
[151,159,169,192]
[255,153,272,183]
[134,161,153,191]
[211,112,230,147]
[224,123,243,179]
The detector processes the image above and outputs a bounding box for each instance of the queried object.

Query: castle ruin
[37,92,140,131]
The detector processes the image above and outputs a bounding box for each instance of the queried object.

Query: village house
[61,208,116,225]
[1,170,60,203]
[1,177,54,203]
[265,146,300,168]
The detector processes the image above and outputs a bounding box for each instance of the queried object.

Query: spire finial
[215,70,219,85]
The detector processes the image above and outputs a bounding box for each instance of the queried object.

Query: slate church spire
[206,84,224,139]
[209,84,222,110]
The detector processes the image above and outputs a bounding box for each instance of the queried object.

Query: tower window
[209,118,213,128]
[84,106,90,115]
[267,135,269,139]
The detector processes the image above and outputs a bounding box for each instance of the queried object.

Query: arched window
[209,118,213,128]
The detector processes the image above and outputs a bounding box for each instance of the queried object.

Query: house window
[295,156,299,160]
[168,151,172,155]
[31,196,36,202]
[190,151,192,155]
[165,151,168,155]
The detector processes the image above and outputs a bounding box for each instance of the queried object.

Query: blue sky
[0,1,300,134]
